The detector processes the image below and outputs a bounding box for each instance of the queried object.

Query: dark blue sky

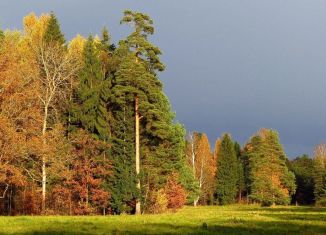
[1,0,326,157]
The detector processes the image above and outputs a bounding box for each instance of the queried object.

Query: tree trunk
[135,96,141,215]
[41,160,46,213]
[238,191,242,203]
[41,104,48,214]
[9,186,12,215]
[191,137,195,177]
[69,192,72,215]
[194,197,199,207]
[193,158,204,207]
[86,185,89,210]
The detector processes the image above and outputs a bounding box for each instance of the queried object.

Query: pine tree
[107,10,186,214]
[215,134,238,205]
[108,55,143,214]
[120,11,165,214]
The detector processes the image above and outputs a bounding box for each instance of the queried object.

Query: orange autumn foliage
[164,173,187,211]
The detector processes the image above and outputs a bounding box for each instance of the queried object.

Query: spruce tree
[43,12,65,46]
[71,35,110,140]
[290,155,315,205]
[98,27,116,77]
[215,134,238,205]
[0,28,4,40]
[100,27,111,52]
[247,129,296,206]
[234,142,246,202]
[0,28,4,49]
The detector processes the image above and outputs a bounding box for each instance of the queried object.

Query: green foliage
[178,156,201,204]
[107,80,137,214]
[215,134,238,205]
[43,12,65,45]
[313,159,326,203]
[290,155,315,205]
[236,160,246,200]
[100,27,111,51]
[234,142,246,201]
[234,142,241,157]
[0,28,4,40]
[120,10,165,72]
[71,36,110,140]
[0,28,4,51]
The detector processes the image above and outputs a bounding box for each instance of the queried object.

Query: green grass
[0,205,325,235]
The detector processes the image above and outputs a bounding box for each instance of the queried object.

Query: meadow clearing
[0,205,325,235]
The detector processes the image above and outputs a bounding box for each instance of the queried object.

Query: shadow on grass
[238,206,326,213]
[263,212,326,222]
[1,219,325,235]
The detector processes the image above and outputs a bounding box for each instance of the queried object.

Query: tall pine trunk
[135,96,141,214]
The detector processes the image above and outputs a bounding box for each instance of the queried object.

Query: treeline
[0,11,325,216]
[187,130,326,208]
[187,129,295,207]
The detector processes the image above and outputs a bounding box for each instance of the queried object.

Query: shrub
[164,173,187,211]
[316,197,326,207]
[148,189,168,214]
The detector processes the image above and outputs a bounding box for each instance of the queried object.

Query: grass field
[0,205,325,235]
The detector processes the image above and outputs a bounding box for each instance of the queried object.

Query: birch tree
[186,132,215,206]
[23,13,80,213]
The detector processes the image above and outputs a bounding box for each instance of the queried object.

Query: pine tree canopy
[120,10,165,72]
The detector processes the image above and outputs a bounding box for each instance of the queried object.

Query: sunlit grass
[0,205,325,234]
